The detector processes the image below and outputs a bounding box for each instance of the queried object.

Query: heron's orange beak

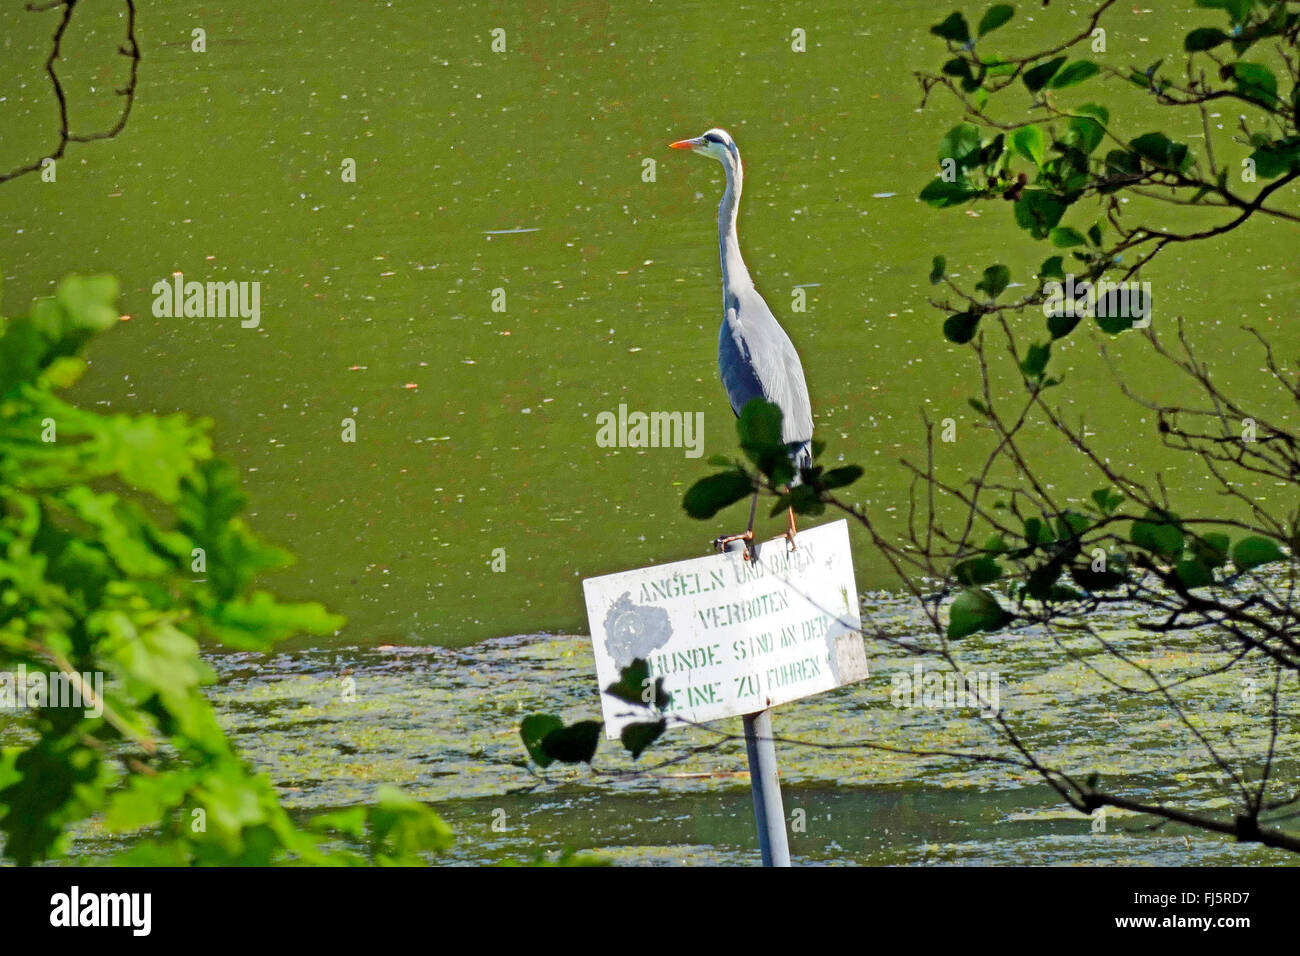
[669,138,699,150]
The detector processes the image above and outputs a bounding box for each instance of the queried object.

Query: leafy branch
[0,275,454,865]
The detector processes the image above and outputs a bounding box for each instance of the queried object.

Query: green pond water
[63,598,1300,865]
[1,1,1297,865]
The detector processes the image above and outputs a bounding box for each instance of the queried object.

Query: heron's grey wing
[717,285,814,449]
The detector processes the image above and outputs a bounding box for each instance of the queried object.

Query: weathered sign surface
[583,519,868,737]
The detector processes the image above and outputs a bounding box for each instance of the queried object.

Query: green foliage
[683,469,754,520]
[943,311,981,344]
[1050,226,1087,248]
[938,123,983,171]
[1089,488,1123,515]
[522,658,675,767]
[953,556,1002,586]
[918,0,1297,362]
[821,465,865,489]
[603,657,670,709]
[1049,60,1099,89]
[1070,554,1128,592]
[947,588,1013,639]
[683,402,863,531]
[1190,531,1230,568]
[769,483,825,518]
[0,275,449,866]
[978,5,1014,37]
[1184,26,1229,51]
[1173,558,1213,589]
[1023,56,1067,92]
[1231,62,1279,106]
[975,264,1011,299]
[1232,535,1285,571]
[920,177,982,207]
[737,399,795,489]
[1022,516,1055,548]
[519,714,566,768]
[1013,190,1067,238]
[1129,131,1192,172]
[1038,256,1065,281]
[534,721,603,764]
[620,720,666,760]
[1012,125,1046,166]
[931,12,971,45]
[1249,136,1300,178]
[1130,509,1185,561]
[519,657,692,768]
[911,6,1298,654]
[1066,106,1108,155]
[1019,341,1052,384]
[307,787,454,866]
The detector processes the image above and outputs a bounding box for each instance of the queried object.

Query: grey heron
[669,128,814,555]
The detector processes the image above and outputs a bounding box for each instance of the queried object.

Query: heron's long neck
[718,156,751,292]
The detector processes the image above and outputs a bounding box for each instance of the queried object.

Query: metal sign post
[582,519,867,868]
[723,538,792,867]
[742,709,791,866]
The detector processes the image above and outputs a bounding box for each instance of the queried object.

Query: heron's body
[670,127,814,547]
[717,290,814,471]
[674,128,813,467]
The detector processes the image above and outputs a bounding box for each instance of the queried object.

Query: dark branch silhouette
[0,0,140,185]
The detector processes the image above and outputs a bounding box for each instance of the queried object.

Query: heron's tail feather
[786,440,812,487]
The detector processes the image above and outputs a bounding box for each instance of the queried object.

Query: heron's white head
[668,128,740,169]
